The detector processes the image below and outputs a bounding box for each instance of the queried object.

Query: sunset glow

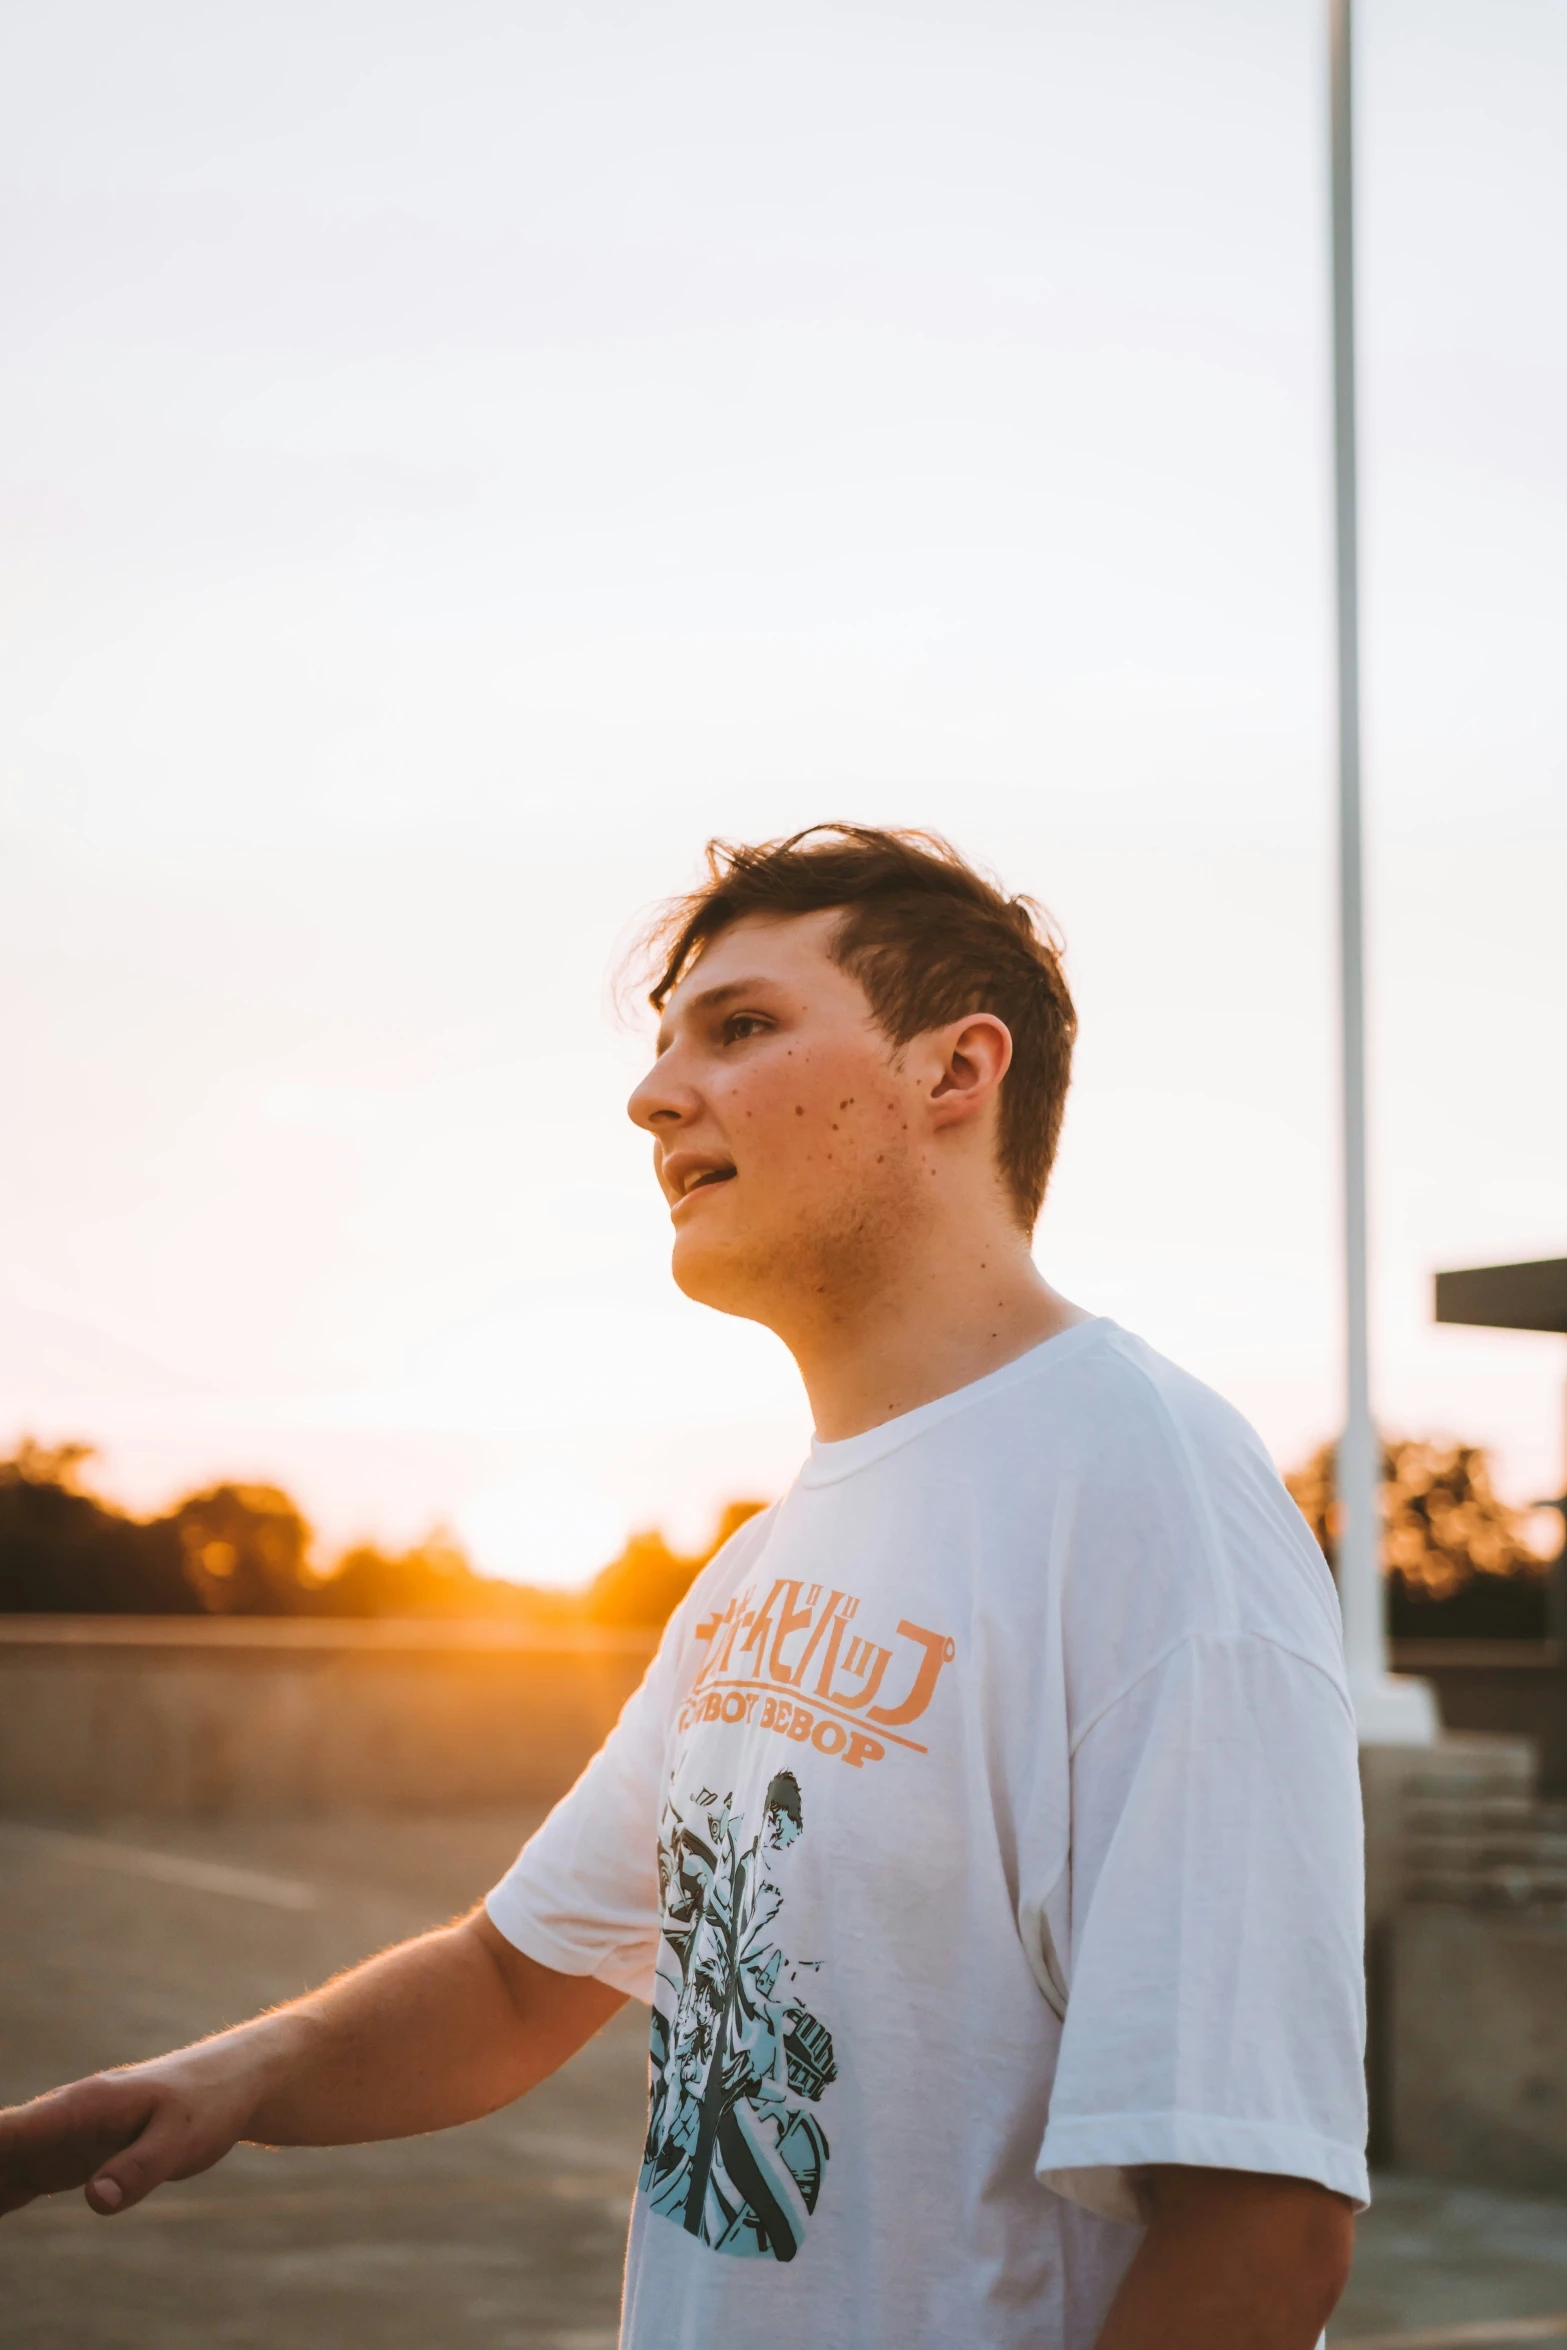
[3,1,1564,1568]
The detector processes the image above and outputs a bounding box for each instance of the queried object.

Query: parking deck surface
[2,1812,1564,2348]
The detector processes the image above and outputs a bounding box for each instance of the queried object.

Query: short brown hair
[640,824,1077,1228]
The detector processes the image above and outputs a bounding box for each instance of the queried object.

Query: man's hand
[1095,2166,1354,2350]
[0,1909,623,2222]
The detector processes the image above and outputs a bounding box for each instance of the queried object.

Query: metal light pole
[1328,0,1437,1744]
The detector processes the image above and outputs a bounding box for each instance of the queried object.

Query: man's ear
[927,1015,1012,1127]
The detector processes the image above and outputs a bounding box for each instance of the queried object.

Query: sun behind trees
[2,1432,1555,1635]
[0,1441,766,1628]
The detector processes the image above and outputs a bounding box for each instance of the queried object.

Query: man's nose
[627,1052,696,1133]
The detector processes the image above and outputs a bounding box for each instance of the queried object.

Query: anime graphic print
[641,1768,837,2263]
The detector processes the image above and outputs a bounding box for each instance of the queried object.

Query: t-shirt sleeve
[1035,1628,1369,2224]
[484,1638,678,2001]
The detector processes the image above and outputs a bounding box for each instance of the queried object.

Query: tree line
[0,1440,764,1627]
[0,1432,1556,1634]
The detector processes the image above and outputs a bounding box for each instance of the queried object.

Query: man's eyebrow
[656,976,780,1052]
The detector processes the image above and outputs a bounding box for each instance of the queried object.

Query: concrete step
[1406,1833,1567,1867]
[1388,1734,1567,1914]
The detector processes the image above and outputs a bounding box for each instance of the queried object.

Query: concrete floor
[2,1811,1565,2348]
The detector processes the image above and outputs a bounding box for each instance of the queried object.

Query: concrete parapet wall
[0,1617,658,1819]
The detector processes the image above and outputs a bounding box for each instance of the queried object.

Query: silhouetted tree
[170,1484,314,1615]
[1287,1436,1552,1640]
[0,1441,195,1614]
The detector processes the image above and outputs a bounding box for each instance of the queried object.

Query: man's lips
[664,1154,737,1214]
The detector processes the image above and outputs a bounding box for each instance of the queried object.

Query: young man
[0,826,1367,2348]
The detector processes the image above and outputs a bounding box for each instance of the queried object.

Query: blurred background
[2,2,1564,2344]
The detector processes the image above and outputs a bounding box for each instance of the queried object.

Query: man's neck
[782,1235,1090,1443]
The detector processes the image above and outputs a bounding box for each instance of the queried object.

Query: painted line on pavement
[0,1823,317,1910]
[1336,2320,1567,2348]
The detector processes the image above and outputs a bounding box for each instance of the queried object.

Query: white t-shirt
[487,1319,1368,2350]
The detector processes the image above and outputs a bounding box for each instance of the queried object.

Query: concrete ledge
[0,1613,657,1652]
[0,1615,658,1819]
[1393,1643,1567,1793]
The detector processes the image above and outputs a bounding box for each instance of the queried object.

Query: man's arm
[0,1910,623,2221]
[1095,2166,1354,2350]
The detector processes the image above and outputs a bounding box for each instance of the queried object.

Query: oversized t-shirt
[487,1319,1368,2350]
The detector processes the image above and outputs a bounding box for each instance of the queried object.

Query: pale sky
[3,0,1563,1583]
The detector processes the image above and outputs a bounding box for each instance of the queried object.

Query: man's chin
[670,1229,772,1321]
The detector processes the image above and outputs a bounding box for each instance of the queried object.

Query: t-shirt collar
[799,1316,1111,1489]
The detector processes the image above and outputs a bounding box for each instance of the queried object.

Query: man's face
[627,911,927,1325]
[765,1808,802,1853]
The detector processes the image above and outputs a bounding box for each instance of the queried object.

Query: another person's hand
[0,2021,291,2219]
